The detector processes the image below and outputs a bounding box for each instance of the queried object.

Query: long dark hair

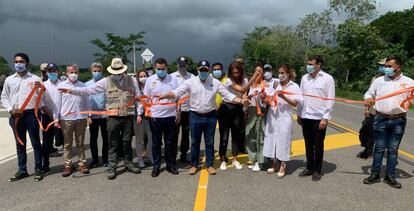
[228,61,245,85]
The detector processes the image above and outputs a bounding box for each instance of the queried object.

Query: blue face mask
[156,69,167,78]
[92,72,103,81]
[384,67,395,77]
[47,72,58,81]
[377,66,385,73]
[306,65,315,74]
[112,74,123,81]
[14,63,26,72]
[198,71,209,81]
[212,70,222,79]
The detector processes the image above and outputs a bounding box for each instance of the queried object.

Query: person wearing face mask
[40,63,49,82]
[263,65,302,178]
[55,64,91,177]
[263,64,277,87]
[159,60,250,175]
[357,58,386,159]
[1,53,46,182]
[85,62,108,168]
[41,63,64,173]
[143,58,180,177]
[171,56,195,163]
[363,56,414,189]
[62,58,143,179]
[297,55,335,182]
[212,62,227,108]
[133,69,153,168]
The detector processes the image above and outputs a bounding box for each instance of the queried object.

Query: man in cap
[263,64,277,88]
[41,63,64,173]
[61,58,142,179]
[40,63,49,82]
[171,56,194,163]
[160,60,251,175]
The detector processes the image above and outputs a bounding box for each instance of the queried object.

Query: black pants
[89,118,109,164]
[359,114,374,154]
[41,114,64,168]
[301,118,327,174]
[150,116,177,169]
[174,111,190,159]
[218,103,245,158]
[107,116,134,170]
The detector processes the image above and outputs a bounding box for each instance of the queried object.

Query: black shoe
[125,164,141,174]
[363,173,381,185]
[34,169,43,182]
[166,167,179,175]
[357,150,372,159]
[9,171,29,182]
[151,168,161,177]
[89,160,100,168]
[299,169,313,177]
[383,175,402,189]
[107,170,116,180]
[180,156,190,163]
[312,172,322,182]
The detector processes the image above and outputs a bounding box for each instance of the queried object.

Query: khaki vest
[106,75,135,116]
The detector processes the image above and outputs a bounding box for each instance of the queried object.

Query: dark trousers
[301,118,327,174]
[190,111,217,168]
[218,103,245,158]
[150,116,176,169]
[107,116,134,170]
[41,114,64,168]
[9,110,42,172]
[359,114,374,154]
[89,118,109,164]
[174,111,190,159]
[371,115,407,177]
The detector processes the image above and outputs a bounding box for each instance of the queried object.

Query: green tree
[90,32,146,69]
[297,10,337,48]
[329,0,377,21]
[0,56,12,75]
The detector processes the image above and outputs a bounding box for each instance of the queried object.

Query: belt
[376,112,406,119]
[191,110,216,117]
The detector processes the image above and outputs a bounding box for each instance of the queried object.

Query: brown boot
[207,167,216,175]
[78,164,90,174]
[188,166,198,175]
[62,166,72,177]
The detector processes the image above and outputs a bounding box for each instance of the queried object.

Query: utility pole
[133,42,136,74]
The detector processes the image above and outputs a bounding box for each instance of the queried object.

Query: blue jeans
[189,111,217,168]
[371,115,407,177]
[9,110,42,172]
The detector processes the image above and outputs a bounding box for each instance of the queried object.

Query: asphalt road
[1,102,414,211]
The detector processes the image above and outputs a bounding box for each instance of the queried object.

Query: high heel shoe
[277,162,286,178]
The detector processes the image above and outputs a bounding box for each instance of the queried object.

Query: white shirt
[143,74,179,118]
[171,71,194,112]
[43,79,62,115]
[55,80,90,121]
[1,72,43,112]
[224,78,248,102]
[173,75,236,114]
[364,74,414,114]
[297,70,335,120]
[248,79,278,107]
[71,76,142,115]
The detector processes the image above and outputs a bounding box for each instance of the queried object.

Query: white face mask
[264,71,273,80]
[139,77,147,83]
[68,73,78,82]
[278,74,288,82]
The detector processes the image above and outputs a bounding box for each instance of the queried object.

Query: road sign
[141,49,154,63]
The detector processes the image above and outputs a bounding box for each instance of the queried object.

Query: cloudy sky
[0,0,412,69]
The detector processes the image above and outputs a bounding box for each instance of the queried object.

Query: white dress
[263,80,302,161]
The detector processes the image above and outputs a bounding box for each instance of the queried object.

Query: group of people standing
[2,52,412,188]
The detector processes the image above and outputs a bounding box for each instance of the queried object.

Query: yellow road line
[193,169,209,211]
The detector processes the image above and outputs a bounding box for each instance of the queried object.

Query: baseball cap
[40,63,48,71]
[47,63,59,71]
[197,60,210,69]
[377,58,387,65]
[177,56,188,67]
[264,64,273,69]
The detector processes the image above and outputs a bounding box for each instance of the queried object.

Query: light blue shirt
[86,79,107,119]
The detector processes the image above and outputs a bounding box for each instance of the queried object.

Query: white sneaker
[252,162,260,172]
[138,160,145,168]
[248,163,254,169]
[233,160,243,170]
[220,161,227,171]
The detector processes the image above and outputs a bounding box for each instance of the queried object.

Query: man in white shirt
[55,64,91,177]
[1,53,44,182]
[363,56,414,189]
[160,60,250,175]
[41,63,64,173]
[63,58,142,180]
[144,58,179,177]
[297,55,335,182]
[171,56,194,163]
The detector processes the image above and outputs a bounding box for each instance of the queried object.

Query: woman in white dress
[263,65,302,178]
